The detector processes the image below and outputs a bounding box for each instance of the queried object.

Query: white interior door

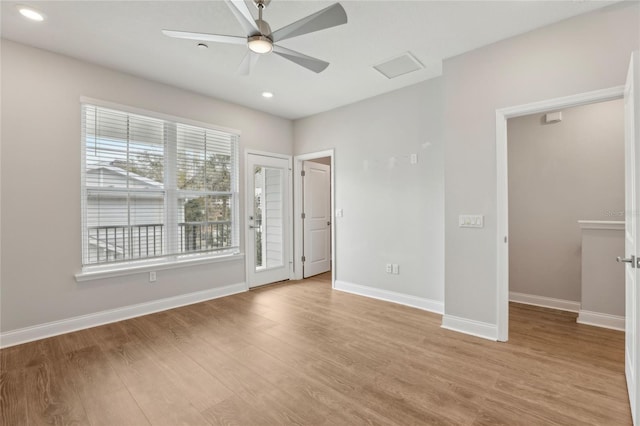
[622,51,639,425]
[303,161,331,278]
[246,153,290,288]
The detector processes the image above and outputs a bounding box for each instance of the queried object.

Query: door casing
[495,85,625,342]
[293,150,335,286]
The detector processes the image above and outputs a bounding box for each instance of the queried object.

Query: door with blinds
[246,152,291,288]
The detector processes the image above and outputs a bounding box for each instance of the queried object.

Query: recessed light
[17,5,45,22]
[262,92,274,99]
[197,43,208,50]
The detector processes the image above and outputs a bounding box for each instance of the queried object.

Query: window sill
[75,252,245,283]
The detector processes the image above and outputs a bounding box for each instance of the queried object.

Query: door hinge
[302,256,306,262]
[301,170,306,177]
[301,212,306,219]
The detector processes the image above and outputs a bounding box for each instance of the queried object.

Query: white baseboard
[577,310,625,331]
[509,291,580,313]
[441,314,498,341]
[0,282,246,348]
[334,280,443,314]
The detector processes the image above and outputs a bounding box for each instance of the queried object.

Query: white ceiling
[1,1,617,119]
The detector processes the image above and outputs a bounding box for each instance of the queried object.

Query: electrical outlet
[149,271,157,282]
[385,263,392,273]
[392,264,399,274]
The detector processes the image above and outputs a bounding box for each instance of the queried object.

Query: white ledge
[75,253,245,282]
[578,220,624,231]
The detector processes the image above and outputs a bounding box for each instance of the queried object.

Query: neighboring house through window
[81,102,239,269]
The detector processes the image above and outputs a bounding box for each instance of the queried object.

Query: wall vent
[373,52,424,79]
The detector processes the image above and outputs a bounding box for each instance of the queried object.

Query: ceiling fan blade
[270,3,347,43]
[224,0,260,36]
[162,30,246,45]
[237,51,260,75]
[272,45,329,73]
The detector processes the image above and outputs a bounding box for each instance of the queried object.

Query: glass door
[246,153,291,287]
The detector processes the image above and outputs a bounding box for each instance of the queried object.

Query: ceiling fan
[162,0,347,74]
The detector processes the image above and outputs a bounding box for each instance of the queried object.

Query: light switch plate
[336,209,344,218]
[459,215,484,228]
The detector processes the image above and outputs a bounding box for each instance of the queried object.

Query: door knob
[617,255,636,268]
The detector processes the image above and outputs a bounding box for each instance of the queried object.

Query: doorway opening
[495,86,625,342]
[293,150,335,287]
[499,96,630,425]
[301,157,332,278]
[507,99,625,333]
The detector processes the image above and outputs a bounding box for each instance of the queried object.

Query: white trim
[293,150,336,287]
[80,96,241,136]
[334,280,443,314]
[495,85,625,343]
[441,315,498,341]
[577,310,625,331]
[75,253,244,282]
[509,291,581,312]
[497,86,624,118]
[244,149,292,160]
[578,220,625,230]
[496,109,509,342]
[0,282,246,348]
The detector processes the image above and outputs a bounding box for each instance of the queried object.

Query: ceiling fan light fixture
[162,1,347,74]
[17,5,45,21]
[248,35,273,54]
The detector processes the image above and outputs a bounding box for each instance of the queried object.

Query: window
[81,103,239,269]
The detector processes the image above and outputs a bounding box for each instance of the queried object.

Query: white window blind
[81,103,239,268]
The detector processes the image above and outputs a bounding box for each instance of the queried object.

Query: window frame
[78,97,241,279]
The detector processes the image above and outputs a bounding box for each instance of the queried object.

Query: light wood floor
[0,272,631,425]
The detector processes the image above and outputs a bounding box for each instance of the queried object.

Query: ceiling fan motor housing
[253,0,271,9]
[255,19,272,37]
[248,2,273,53]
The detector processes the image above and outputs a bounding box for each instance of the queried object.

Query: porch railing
[87,221,231,264]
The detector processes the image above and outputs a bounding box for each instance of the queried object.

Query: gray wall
[508,99,624,302]
[2,2,639,337]
[580,227,625,317]
[294,79,444,303]
[0,40,293,332]
[443,2,639,325]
